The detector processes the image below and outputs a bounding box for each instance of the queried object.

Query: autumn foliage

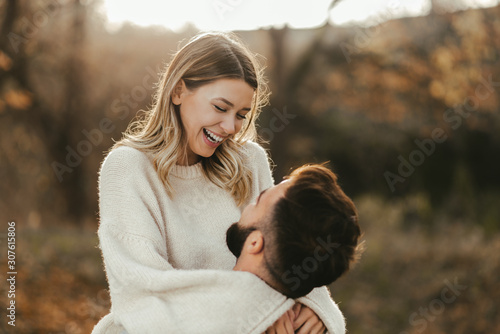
[0,0,499,332]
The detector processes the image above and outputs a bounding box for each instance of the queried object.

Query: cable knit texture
[92,141,346,334]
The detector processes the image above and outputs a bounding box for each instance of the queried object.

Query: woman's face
[172,78,254,165]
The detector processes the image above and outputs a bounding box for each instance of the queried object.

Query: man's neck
[232,258,251,272]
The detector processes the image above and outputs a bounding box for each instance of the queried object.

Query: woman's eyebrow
[214,97,251,111]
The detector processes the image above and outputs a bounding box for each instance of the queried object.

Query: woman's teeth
[204,128,223,144]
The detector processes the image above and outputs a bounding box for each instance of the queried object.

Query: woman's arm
[94,146,292,334]
[295,287,346,334]
[98,223,294,334]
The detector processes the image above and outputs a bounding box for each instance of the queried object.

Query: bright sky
[99,0,499,32]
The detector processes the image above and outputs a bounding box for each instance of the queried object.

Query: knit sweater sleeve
[296,287,346,334]
[95,147,294,334]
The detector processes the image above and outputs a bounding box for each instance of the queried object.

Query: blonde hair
[115,32,270,206]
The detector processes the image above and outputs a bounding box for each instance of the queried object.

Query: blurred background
[1,0,499,332]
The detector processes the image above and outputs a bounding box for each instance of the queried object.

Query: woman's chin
[196,148,217,159]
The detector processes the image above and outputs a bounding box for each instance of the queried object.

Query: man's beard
[226,222,256,258]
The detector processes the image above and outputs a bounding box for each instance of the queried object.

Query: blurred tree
[0,0,91,223]
[55,0,89,220]
[263,0,345,179]
[1,0,499,227]
[252,2,500,208]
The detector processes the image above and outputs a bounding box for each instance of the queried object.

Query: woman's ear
[171,79,186,106]
[246,230,264,254]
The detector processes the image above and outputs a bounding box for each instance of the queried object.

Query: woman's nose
[220,116,236,135]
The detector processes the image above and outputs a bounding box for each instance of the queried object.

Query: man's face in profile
[226,180,290,258]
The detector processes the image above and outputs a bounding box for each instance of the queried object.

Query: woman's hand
[292,302,326,334]
[264,309,295,334]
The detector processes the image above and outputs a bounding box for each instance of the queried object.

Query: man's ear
[246,230,264,255]
[171,79,187,106]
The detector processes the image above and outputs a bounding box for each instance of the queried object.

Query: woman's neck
[177,152,201,166]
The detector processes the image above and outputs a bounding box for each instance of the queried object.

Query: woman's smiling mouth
[203,128,224,146]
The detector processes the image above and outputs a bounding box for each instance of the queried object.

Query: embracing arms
[94,145,293,334]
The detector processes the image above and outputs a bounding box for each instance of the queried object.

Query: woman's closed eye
[214,104,247,120]
[214,105,226,112]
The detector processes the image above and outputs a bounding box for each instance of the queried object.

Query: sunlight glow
[99,0,499,32]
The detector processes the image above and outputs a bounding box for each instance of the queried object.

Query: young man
[226,164,363,333]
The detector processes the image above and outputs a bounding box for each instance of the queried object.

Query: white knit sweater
[92,141,346,334]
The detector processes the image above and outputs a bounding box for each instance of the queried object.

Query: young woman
[92,32,345,334]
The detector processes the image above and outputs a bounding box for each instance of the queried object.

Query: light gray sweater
[92,141,346,334]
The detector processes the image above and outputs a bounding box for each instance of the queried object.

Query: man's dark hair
[263,164,362,299]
